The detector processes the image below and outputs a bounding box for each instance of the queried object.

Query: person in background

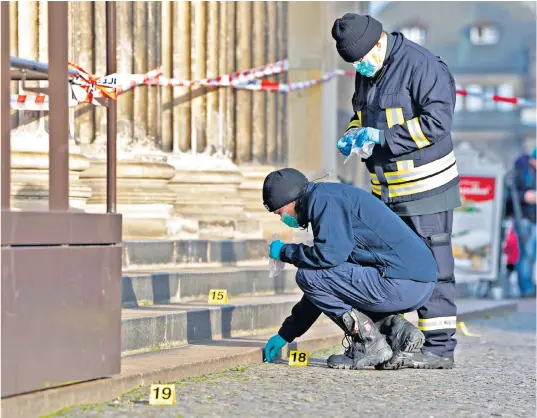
[513,147,536,297]
[501,217,520,298]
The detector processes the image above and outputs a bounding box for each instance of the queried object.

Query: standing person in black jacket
[262,168,437,370]
[331,13,460,369]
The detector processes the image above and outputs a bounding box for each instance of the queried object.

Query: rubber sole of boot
[375,330,425,370]
[377,352,455,370]
[327,347,393,370]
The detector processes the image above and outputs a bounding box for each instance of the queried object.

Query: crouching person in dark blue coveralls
[262,168,437,370]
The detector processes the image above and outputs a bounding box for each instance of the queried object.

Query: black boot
[384,349,455,370]
[327,309,393,370]
[374,314,425,370]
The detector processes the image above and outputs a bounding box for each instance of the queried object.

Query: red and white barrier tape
[144,59,288,88]
[10,94,81,110]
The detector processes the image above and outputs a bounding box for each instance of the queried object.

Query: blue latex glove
[337,127,381,157]
[264,334,287,362]
[356,127,381,145]
[269,239,285,260]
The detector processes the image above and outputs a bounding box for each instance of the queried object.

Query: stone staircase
[120,236,482,357]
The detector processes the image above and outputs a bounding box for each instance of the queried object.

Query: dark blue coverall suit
[277,182,437,343]
[345,32,460,358]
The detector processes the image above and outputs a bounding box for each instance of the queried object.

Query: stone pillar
[10,132,92,211]
[133,2,149,142]
[276,1,288,165]
[147,1,160,146]
[117,1,134,140]
[206,1,219,150]
[252,1,266,163]
[70,1,94,144]
[93,1,107,141]
[172,1,192,153]
[266,1,278,164]
[225,2,237,157]
[191,1,207,154]
[217,1,228,153]
[235,1,252,163]
[161,0,173,152]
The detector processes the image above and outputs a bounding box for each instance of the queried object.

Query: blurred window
[470,25,500,45]
[400,26,426,45]
[466,84,483,112]
[454,84,464,112]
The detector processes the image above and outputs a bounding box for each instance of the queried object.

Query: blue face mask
[281,212,300,228]
[353,56,380,78]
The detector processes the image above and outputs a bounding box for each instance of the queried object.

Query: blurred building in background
[372,1,537,167]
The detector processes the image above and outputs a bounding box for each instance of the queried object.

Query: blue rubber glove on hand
[269,239,285,260]
[356,127,381,145]
[264,334,287,362]
[337,127,381,157]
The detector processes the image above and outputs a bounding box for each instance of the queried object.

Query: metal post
[47,1,69,211]
[1,2,11,209]
[106,1,117,213]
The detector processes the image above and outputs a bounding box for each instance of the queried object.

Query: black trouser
[400,211,457,358]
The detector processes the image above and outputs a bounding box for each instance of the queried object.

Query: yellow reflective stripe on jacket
[370,151,457,185]
[371,164,459,198]
[347,111,362,130]
[371,184,381,195]
[418,316,457,331]
[406,117,431,149]
[386,107,404,128]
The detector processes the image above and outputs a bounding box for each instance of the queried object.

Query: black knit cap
[263,168,309,212]
[331,13,383,63]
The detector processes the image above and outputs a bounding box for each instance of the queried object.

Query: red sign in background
[459,176,496,202]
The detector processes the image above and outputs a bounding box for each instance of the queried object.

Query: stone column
[206,1,219,150]
[225,2,237,157]
[172,1,192,153]
[161,0,173,152]
[217,1,228,153]
[235,1,252,163]
[191,1,207,154]
[276,1,288,165]
[133,2,149,142]
[15,1,39,134]
[93,1,107,142]
[147,1,160,146]
[9,1,18,129]
[266,1,278,165]
[70,1,94,144]
[117,1,134,140]
[252,1,266,163]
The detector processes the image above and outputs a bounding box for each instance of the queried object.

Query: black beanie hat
[262,168,309,212]
[331,13,383,63]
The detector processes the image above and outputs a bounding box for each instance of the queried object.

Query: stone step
[122,264,477,307]
[122,238,269,269]
[121,294,517,356]
[122,265,298,307]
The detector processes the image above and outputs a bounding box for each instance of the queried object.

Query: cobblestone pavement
[49,310,536,418]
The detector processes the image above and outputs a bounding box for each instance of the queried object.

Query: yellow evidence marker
[457,321,481,337]
[208,289,229,304]
[149,384,176,405]
[288,350,309,367]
